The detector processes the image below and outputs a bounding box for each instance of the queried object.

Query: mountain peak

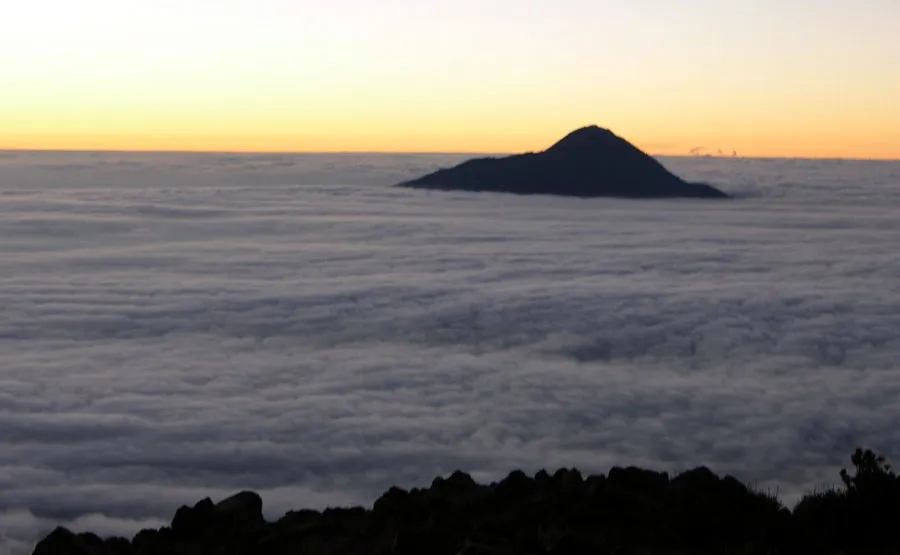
[397,125,728,199]
[546,125,622,152]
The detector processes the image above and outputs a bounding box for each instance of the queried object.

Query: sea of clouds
[1,151,899,553]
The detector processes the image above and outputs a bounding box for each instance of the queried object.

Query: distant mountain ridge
[398,125,728,199]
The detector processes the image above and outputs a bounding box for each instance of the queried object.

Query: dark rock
[170,496,215,538]
[584,474,607,497]
[32,527,90,555]
[272,508,321,531]
[32,447,900,555]
[372,486,409,516]
[721,474,749,496]
[534,469,552,485]
[429,470,480,499]
[260,510,327,555]
[607,466,669,496]
[671,466,720,492]
[132,527,174,555]
[493,470,533,500]
[102,537,133,555]
[397,125,728,199]
[75,532,103,548]
[32,530,131,555]
[131,528,159,552]
[444,470,478,491]
[215,490,264,527]
[552,467,583,491]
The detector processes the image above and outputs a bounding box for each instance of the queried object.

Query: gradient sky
[2,0,899,158]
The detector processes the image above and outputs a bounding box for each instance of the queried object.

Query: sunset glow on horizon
[2,0,899,159]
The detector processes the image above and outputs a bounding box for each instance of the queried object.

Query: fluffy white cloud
[1,151,899,552]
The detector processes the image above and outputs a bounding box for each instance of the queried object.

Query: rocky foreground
[33,448,900,554]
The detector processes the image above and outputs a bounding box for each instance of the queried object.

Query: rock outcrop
[31,448,900,554]
[397,125,728,199]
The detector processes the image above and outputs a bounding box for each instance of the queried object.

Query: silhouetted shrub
[794,447,900,552]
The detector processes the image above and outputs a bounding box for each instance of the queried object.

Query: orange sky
[2,0,899,159]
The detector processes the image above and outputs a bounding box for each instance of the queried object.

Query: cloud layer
[1,151,900,553]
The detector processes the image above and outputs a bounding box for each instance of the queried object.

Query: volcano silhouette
[397,126,728,199]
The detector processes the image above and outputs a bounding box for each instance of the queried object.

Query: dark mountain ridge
[398,125,728,199]
[32,448,900,555]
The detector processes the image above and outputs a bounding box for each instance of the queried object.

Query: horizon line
[1,147,898,163]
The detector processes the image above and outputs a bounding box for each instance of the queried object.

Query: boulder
[170,497,215,539]
[32,528,90,555]
[607,466,670,496]
[215,490,264,528]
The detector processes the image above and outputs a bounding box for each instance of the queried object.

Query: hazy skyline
[2,0,899,158]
